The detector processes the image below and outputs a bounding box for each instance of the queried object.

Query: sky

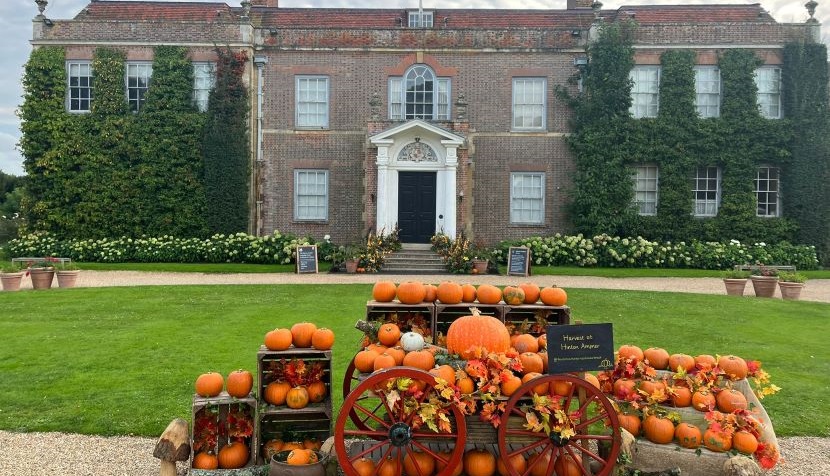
[0,0,827,176]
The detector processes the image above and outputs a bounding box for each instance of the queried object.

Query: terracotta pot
[29,268,55,290]
[723,278,747,296]
[1,272,24,291]
[269,450,327,476]
[750,275,778,298]
[472,259,488,274]
[56,270,81,288]
[344,259,359,274]
[778,281,804,300]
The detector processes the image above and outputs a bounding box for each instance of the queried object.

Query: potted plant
[749,263,779,298]
[777,271,807,300]
[721,269,750,296]
[56,262,81,288]
[470,246,491,275]
[27,259,57,290]
[0,262,25,291]
[333,245,362,274]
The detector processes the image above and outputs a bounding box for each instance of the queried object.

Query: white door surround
[370,120,465,240]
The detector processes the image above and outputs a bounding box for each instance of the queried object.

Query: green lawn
[0,285,827,438]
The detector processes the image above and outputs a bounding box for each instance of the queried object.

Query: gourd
[218,441,249,469]
[400,331,425,352]
[446,308,511,359]
[502,286,525,305]
[264,328,293,350]
[195,372,224,397]
[372,281,397,302]
[291,322,318,348]
[226,369,253,398]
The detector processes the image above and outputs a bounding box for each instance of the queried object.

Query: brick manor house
[30,0,823,245]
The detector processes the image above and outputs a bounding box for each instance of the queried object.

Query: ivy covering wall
[18,45,251,239]
[566,24,828,264]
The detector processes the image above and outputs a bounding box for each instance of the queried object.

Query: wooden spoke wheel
[497,374,621,476]
[343,354,375,432]
[334,367,467,476]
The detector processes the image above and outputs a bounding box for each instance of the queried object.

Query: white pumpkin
[400,332,425,352]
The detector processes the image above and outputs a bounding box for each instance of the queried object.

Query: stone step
[381,247,447,274]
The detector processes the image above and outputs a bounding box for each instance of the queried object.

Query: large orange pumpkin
[716,388,748,413]
[703,429,733,452]
[193,451,219,469]
[643,347,670,370]
[291,322,318,348]
[403,451,435,476]
[464,449,496,476]
[502,286,526,306]
[378,323,402,346]
[718,355,749,380]
[668,353,696,372]
[264,381,291,405]
[226,369,253,398]
[496,453,527,476]
[218,441,249,469]
[519,283,541,304]
[372,281,398,302]
[264,328,293,351]
[617,345,645,362]
[643,415,675,444]
[476,284,503,304]
[286,386,310,409]
[539,286,567,306]
[446,308,511,359]
[311,328,335,350]
[675,422,702,449]
[461,284,477,302]
[354,350,379,373]
[436,281,464,304]
[732,430,759,454]
[402,349,435,371]
[397,281,426,304]
[195,372,224,397]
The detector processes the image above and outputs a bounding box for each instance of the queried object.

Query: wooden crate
[191,392,258,470]
[433,303,504,345]
[366,301,435,343]
[502,304,570,336]
[256,346,333,416]
[258,409,332,464]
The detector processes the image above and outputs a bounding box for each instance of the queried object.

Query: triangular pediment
[370,120,464,146]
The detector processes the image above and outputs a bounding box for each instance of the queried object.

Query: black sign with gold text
[547,323,614,373]
[296,245,319,274]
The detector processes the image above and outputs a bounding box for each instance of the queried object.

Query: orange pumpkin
[386,346,406,365]
[675,422,702,449]
[668,353,696,372]
[643,347,670,370]
[539,286,567,306]
[522,372,549,395]
[500,374,523,397]
[638,380,667,401]
[282,441,305,452]
[423,284,438,303]
[307,381,327,403]
[402,349,435,371]
[373,353,397,372]
[193,451,219,469]
[519,352,544,375]
[502,286,526,306]
[311,328,335,350]
[519,282,541,304]
[617,413,641,436]
[226,369,253,398]
[435,451,463,476]
[476,284,502,304]
[378,457,402,476]
[551,378,573,397]
[353,457,377,476]
[496,453,526,476]
[218,441,249,469]
[703,429,733,452]
[538,351,548,373]
[286,386,310,409]
[446,308,511,359]
[732,430,759,454]
[537,334,547,350]
[429,365,457,384]
[612,378,638,399]
[377,323,401,346]
[457,377,475,394]
[403,450,435,476]
[195,372,224,397]
[695,354,717,370]
[691,389,716,412]
[617,345,645,362]
[436,281,464,304]
[286,448,311,465]
[464,449,496,476]
[303,437,321,450]
[718,355,749,380]
[512,334,539,354]
[554,454,582,476]
[668,386,692,407]
[262,439,284,462]
[372,281,398,302]
[643,414,675,444]
[264,328,293,351]
[354,350,379,373]
[716,388,748,413]
[264,381,291,405]
[461,283,477,302]
[528,451,552,476]
[291,322,318,348]
[397,281,427,304]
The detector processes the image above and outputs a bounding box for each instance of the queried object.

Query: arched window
[389,65,450,121]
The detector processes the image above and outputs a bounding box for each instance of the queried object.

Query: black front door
[398,171,436,243]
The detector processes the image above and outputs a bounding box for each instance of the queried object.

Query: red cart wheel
[342,354,376,432]
[335,367,467,476]
[497,374,621,476]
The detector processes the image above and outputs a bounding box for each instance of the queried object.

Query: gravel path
[3,270,828,475]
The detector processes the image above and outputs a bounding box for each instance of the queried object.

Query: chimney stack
[567,0,594,9]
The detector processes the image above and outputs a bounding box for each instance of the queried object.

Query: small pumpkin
[668,386,692,407]
[551,378,573,397]
[353,457,377,476]
[303,437,321,450]
[554,454,582,476]
[638,380,667,401]
[286,386,310,409]
[264,381,291,406]
[612,378,638,399]
[381,346,403,366]
[718,355,749,380]
[528,451,552,476]
[377,456,402,476]
[372,281,397,302]
[311,328,335,350]
[373,352,397,372]
[290,322,318,348]
[502,286,526,306]
[691,389,716,412]
[476,284,502,304]
[512,334,539,354]
[464,449,496,476]
[617,413,641,436]
[703,428,733,452]
[354,349,379,373]
[286,448,312,465]
[226,369,253,398]
[193,451,219,469]
[732,430,759,454]
[378,323,402,346]
[262,439,284,462]
[446,308,511,359]
[429,364,457,384]
[716,388,748,413]
[402,349,435,371]
[539,286,567,306]
[436,281,464,304]
[436,451,463,476]
[264,328,293,351]
[496,452,526,476]
[617,344,645,362]
[307,381,327,403]
[282,441,305,452]
[423,284,438,303]
[643,347,670,370]
[403,450,435,476]
[401,331,426,352]
[500,374,523,397]
[522,372,549,395]
[519,282,541,304]
[519,352,544,375]
[461,283,477,302]
[195,372,224,397]
[643,414,675,444]
[668,353,696,372]
[675,422,702,449]
[695,354,717,370]
[218,441,249,469]
[457,377,475,394]
[397,281,427,304]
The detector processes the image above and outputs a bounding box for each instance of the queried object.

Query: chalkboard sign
[547,323,615,373]
[296,245,319,274]
[507,246,531,276]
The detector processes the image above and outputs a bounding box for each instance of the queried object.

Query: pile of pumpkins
[194,369,254,399]
[262,322,334,410]
[350,446,581,476]
[372,281,568,306]
[608,344,763,456]
[263,439,323,465]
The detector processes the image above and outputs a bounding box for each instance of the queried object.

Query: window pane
[510,173,545,224]
[695,66,720,118]
[193,62,215,112]
[512,78,546,130]
[755,166,781,217]
[629,66,660,118]
[67,61,93,112]
[692,166,721,217]
[295,170,328,220]
[126,63,152,112]
[404,66,436,120]
[755,67,782,119]
[296,76,329,128]
[632,165,659,216]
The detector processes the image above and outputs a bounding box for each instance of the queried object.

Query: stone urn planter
[778,281,805,300]
[750,275,778,298]
[723,278,748,296]
[472,259,488,274]
[56,269,81,288]
[0,271,25,291]
[29,267,55,290]
[344,259,359,274]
